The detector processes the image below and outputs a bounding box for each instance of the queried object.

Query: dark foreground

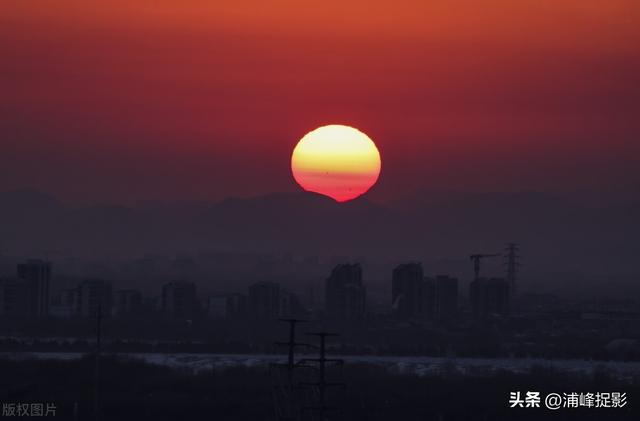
[0,355,636,420]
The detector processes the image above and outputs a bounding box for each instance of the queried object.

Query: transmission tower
[299,332,345,421]
[271,318,313,421]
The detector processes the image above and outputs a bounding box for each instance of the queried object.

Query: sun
[291,125,381,202]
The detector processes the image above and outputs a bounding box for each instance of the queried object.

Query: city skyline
[1,2,639,419]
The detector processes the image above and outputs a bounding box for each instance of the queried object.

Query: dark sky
[1,1,639,204]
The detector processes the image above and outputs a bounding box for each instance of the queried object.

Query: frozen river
[3,351,640,380]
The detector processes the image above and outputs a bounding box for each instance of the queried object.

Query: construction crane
[469,253,501,281]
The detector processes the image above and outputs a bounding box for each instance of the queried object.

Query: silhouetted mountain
[193,192,395,255]
[0,189,637,285]
[0,189,62,216]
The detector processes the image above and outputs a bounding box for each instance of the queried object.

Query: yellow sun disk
[291,125,381,202]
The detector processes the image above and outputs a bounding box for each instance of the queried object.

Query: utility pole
[275,319,311,389]
[272,318,312,421]
[300,332,344,421]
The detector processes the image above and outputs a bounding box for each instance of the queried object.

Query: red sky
[1,1,639,204]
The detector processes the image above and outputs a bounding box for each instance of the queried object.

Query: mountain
[0,189,637,283]
[0,189,62,216]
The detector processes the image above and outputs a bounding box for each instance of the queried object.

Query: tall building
[77,279,113,318]
[435,275,458,321]
[60,288,78,309]
[247,281,303,320]
[0,278,28,317]
[505,243,520,300]
[207,295,227,319]
[114,289,143,317]
[17,259,51,317]
[470,277,509,318]
[392,263,428,320]
[325,263,366,321]
[225,293,247,320]
[392,266,459,322]
[50,288,78,318]
[161,280,198,320]
[279,289,305,318]
[248,281,281,320]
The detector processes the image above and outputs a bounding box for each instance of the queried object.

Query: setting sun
[291,125,381,202]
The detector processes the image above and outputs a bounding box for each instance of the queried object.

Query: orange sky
[1,1,639,203]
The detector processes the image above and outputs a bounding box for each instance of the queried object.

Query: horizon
[1,3,640,418]
[1,186,638,287]
[2,185,639,208]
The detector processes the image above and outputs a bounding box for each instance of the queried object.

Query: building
[207,294,227,319]
[161,280,198,320]
[470,277,510,318]
[225,293,247,320]
[114,289,143,317]
[0,278,28,317]
[50,288,78,318]
[246,281,302,320]
[77,279,113,318]
[435,275,458,321]
[279,289,305,318]
[248,281,281,320]
[325,264,366,321]
[391,265,460,322]
[392,263,429,320]
[17,259,51,317]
